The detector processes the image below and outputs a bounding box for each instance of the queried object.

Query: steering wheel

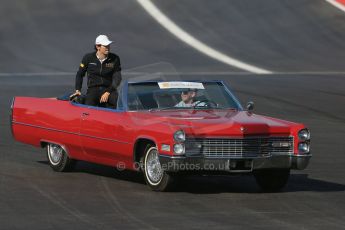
[193,100,218,108]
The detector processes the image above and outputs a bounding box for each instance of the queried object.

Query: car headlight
[298,129,310,141]
[173,144,185,155]
[174,130,185,142]
[298,142,310,154]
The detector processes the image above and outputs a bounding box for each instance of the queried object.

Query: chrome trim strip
[160,153,312,160]
[185,135,294,139]
[12,121,131,145]
[159,154,186,159]
[159,153,312,171]
[185,136,294,158]
[161,154,275,160]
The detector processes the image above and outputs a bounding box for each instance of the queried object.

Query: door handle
[82,112,90,116]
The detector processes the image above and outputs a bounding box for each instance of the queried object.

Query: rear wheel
[46,143,76,172]
[142,145,175,191]
[254,168,290,192]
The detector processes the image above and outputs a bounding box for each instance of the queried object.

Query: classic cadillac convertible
[11,80,311,191]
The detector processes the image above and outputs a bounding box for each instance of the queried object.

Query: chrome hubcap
[146,148,163,184]
[48,144,63,165]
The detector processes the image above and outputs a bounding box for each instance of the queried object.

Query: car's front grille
[185,137,294,158]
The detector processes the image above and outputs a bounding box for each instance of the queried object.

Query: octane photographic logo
[115,161,228,172]
[115,161,141,171]
[116,161,126,171]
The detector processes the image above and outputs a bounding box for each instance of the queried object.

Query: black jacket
[75,52,122,92]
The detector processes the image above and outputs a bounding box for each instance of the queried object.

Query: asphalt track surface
[1,1,345,229]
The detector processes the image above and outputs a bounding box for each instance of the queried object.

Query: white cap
[95,35,113,46]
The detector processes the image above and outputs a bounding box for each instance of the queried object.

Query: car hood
[129,109,301,137]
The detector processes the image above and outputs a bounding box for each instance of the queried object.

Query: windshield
[127,81,242,111]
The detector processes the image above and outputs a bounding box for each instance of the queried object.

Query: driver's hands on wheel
[193,100,218,108]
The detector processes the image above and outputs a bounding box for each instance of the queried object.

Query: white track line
[136,0,272,74]
[325,0,345,12]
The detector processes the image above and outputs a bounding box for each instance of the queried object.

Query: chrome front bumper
[159,153,311,172]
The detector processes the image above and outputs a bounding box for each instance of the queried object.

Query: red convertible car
[11,80,311,191]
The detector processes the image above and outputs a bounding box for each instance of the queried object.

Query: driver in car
[175,88,204,107]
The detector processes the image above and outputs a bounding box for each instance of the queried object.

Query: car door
[79,106,130,164]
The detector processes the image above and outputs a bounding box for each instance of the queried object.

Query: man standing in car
[71,34,122,108]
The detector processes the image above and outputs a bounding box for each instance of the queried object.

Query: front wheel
[142,146,175,191]
[46,143,76,172]
[254,168,290,192]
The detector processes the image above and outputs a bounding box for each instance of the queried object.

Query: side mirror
[246,101,254,112]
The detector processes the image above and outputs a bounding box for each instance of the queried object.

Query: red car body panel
[124,110,304,154]
[12,97,181,169]
[10,80,312,192]
[13,97,127,168]
[12,96,306,170]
